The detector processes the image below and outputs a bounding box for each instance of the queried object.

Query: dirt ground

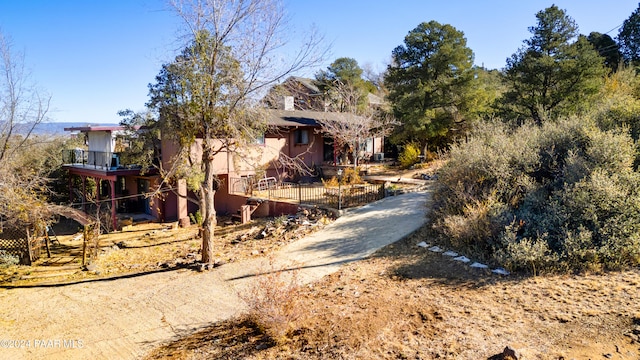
[4,164,639,359]
[146,224,640,360]
[0,210,332,286]
[0,162,425,286]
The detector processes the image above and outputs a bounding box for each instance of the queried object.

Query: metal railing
[62,149,122,170]
[229,177,385,209]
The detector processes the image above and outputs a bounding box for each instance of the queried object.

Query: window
[364,138,373,152]
[254,133,265,145]
[294,129,309,145]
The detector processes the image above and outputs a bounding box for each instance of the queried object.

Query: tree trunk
[201,141,217,265]
[353,139,359,170]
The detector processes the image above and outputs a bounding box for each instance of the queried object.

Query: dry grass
[240,258,304,344]
[146,224,640,359]
[0,215,326,286]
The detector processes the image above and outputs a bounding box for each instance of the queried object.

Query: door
[137,179,151,215]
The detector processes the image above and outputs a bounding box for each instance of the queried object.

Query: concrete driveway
[0,189,431,360]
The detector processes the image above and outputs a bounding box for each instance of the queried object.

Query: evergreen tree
[618,3,640,65]
[384,21,476,150]
[500,5,606,124]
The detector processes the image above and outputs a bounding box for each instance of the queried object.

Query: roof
[64,125,141,133]
[289,76,320,93]
[47,205,94,226]
[266,109,359,128]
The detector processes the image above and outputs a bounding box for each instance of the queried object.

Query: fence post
[338,182,342,210]
[298,184,302,204]
[25,227,33,265]
[82,225,87,266]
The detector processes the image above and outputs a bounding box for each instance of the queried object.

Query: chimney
[282,96,294,111]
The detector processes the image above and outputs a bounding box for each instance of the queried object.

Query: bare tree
[148,0,326,266]
[0,31,53,229]
[315,81,396,170]
[0,32,50,163]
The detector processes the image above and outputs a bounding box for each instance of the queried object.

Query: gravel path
[0,189,431,360]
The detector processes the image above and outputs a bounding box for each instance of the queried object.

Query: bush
[322,167,364,186]
[0,251,19,267]
[340,167,363,185]
[240,258,302,344]
[432,117,640,273]
[398,142,421,169]
[189,210,203,227]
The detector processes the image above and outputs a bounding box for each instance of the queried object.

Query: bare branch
[314,81,397,168]
[0,32,51,164]
[149,1,327,264]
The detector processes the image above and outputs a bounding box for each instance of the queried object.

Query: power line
[603,23,624,36]
[65,186,178,208]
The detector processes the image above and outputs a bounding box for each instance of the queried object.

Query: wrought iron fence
[230,177,385,209]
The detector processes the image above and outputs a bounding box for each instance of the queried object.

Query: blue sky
[0,0,637,123]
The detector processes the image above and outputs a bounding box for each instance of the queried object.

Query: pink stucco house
[62,125,161,230]
[63,107,384,229]
[161,108,348,224]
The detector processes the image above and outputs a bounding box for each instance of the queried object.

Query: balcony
[62,149,140,171]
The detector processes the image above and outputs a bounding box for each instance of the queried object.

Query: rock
[453,256,471,263]
[502,346,518,360]
[417,241,429,248]
[492,268,510,276]
[251,250,260,256]
[443,250,458,257]
[213,259,226,267]
[470,262,489,269]
[196,263,215,272]
[487,346,519,360]
[84,263,98,272]
[428,245,444,253]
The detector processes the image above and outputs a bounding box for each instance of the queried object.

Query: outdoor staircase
[231,197,264,224]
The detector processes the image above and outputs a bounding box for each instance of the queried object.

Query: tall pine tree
[500,5,606,124]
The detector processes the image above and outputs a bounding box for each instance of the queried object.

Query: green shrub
[0,251,19,267]
[398,142,421,169]
[189,210,203,227]
[432,117,640,273]
[495,223,559,275]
